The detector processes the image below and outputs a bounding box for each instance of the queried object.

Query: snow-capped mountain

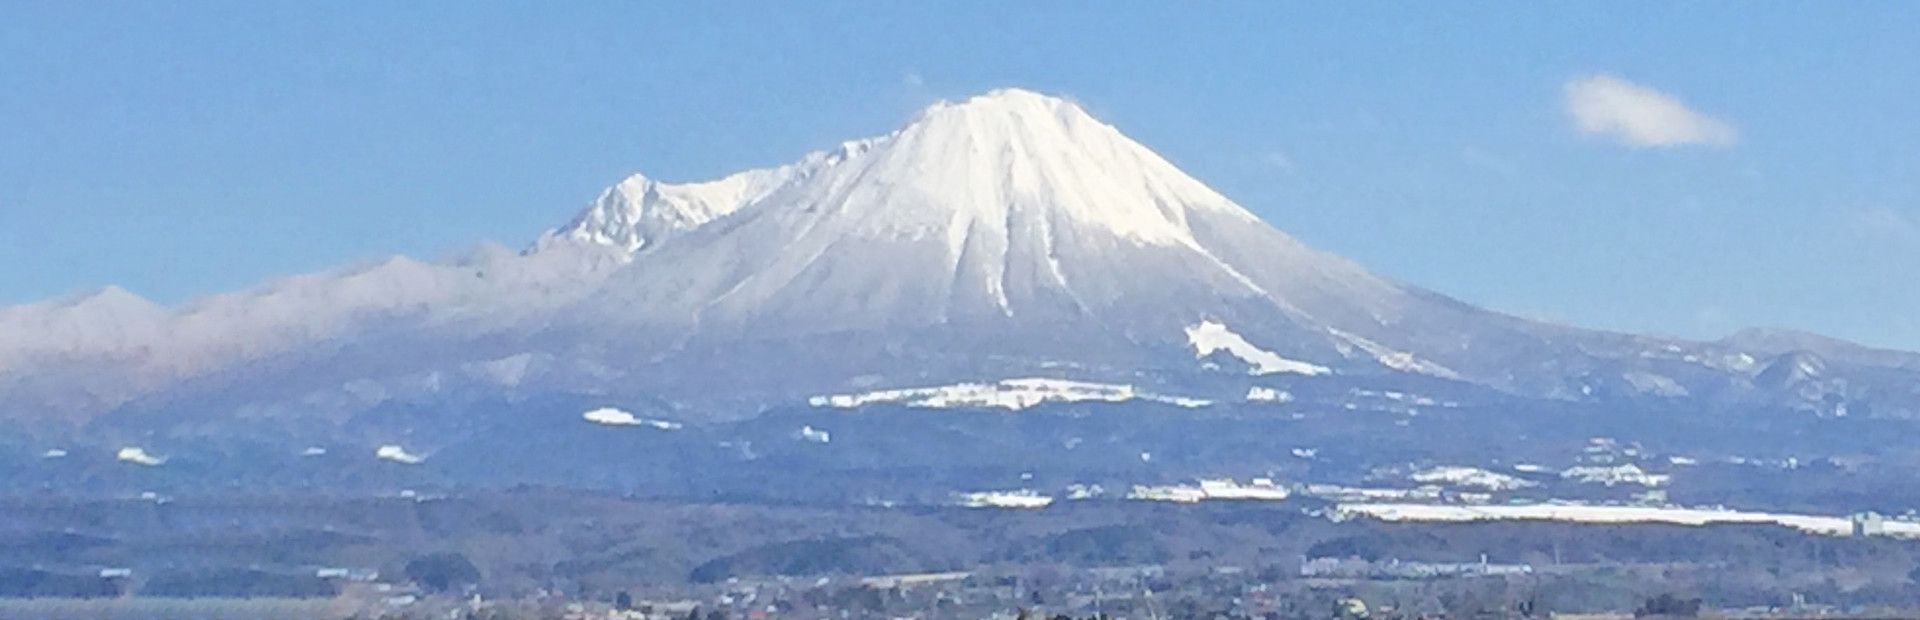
[555,90,1434,353]
[2,88,1916,423]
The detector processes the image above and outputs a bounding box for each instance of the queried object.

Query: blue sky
[4,2,1919,348]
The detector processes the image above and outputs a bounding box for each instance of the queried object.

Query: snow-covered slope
[809,378,1209,410]
[1187,320,1330,375]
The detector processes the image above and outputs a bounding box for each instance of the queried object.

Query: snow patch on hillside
[582,407,641,426]
[1128,484,1207,503]
[1335,503,1920,538]
[958,489,1053,509]
[794,426,832,444]
[1562,463,1670,487]
[1067,484,1105,500]
[1196,477,1291,500]
[116,447,165,466]
[582,407,683,430]
[1246,386,1293,403]
[1302,484,1444,503]
[1187,321,1329,376]
[1327,328,1459,379]
[1352,389,1454,407]
[809,378,1209,411]
[1128,478,1290,503]
[1409,466,1538,491]
[375,445,425,465]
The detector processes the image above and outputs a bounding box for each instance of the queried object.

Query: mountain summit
[549,88,1261,254]
[0,88,1911,422]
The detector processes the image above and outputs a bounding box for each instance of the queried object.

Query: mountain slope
[548,90,1656,393]
[571,91,1394,332]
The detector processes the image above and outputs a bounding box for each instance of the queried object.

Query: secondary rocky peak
[543,138,886,256]
[550,173,707,254]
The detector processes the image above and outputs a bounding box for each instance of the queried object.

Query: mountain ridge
[2,88,1915,422]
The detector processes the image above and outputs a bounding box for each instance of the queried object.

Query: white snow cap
[795,426,831,444]
[559,85,1405,344]
[836,88,1253,246]
[553,88,1253,252]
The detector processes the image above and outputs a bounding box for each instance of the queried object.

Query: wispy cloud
[1563,75,1737,148]
[903,70,925,88]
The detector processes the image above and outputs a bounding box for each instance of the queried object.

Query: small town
[10,556,1915,620]
[329,564,1920,620]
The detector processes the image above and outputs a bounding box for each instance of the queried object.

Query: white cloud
[903,70,925,88]
[1564,75,1737,148]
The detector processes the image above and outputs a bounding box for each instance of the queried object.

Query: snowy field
[1335,502,1920,538]
[809,377,1209,410]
